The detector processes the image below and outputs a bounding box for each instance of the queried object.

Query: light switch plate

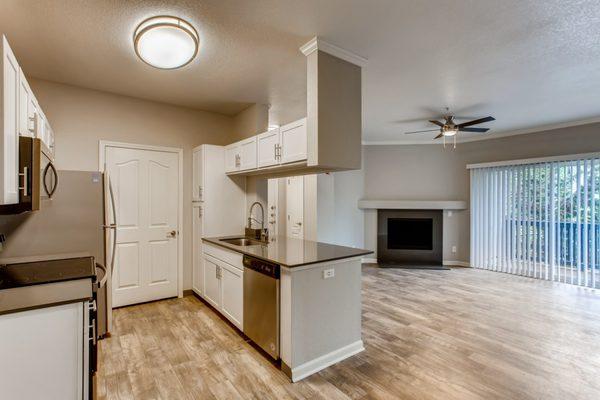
[323,268,335,279]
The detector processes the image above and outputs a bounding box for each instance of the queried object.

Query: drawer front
[203,243,243,271]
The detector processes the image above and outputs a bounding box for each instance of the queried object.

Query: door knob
[167,230,177,238]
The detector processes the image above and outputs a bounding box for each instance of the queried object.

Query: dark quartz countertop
[202,235,372,268]
[0,256,96,290]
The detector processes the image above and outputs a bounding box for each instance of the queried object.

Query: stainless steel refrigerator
[0,170,117,336]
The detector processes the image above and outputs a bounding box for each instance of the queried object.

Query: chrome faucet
[247,202,268,241]
[248,201,264,230]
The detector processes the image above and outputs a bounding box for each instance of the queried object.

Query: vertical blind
[470,156,600,289]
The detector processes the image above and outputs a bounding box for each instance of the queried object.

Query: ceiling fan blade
[428,120,445,127]
[457,116,495,128]
[434,133,443,139]
[404,129,440,135]
[458,127,490,133]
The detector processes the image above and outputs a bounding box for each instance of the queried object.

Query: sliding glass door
[470,156,600,288]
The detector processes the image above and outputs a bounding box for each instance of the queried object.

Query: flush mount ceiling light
[134,16,199,69]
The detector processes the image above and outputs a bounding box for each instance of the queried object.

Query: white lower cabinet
[202,249,243,330]
[203,255,221,309]
[220,262,243,328]
[0,301,90,399]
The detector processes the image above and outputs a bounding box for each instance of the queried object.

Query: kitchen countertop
[202,235,373,268]
[0,256,97,315]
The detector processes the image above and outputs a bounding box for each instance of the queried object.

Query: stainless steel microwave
[0,137,57,214]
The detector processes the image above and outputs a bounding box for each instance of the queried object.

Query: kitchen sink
[219,237,266,247]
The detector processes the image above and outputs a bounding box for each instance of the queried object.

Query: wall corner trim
[299,37,368,67]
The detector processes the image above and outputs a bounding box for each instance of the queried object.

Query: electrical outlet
[452,246,457,253]
[323,268,335,279]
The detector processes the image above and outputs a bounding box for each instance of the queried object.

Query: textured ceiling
[1,0,599,143]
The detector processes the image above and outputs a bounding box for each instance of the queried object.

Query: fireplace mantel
[358,200,467,210]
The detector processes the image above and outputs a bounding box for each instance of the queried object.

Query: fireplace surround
[377,209,443,267]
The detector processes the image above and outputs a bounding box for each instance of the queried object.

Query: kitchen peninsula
[200,235,372,382]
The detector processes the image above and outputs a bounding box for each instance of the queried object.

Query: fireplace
[377,210,443,267]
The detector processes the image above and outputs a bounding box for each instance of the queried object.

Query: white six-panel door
[106,146,180,307]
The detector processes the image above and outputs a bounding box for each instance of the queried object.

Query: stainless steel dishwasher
[243,255,280,359]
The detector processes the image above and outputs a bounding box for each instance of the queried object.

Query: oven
[89,262,107,400]
[88,298,98,400]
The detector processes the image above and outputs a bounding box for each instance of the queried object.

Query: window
[470,155,600,288]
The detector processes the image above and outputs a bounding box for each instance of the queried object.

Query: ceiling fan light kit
[405,114,495,149]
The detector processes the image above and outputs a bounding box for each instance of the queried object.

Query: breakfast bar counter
[202,236,372,382]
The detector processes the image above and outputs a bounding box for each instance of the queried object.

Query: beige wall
[364,122,600,263]
[230,103,269,142]
[30,78,234,290]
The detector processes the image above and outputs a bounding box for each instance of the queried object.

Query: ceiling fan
[405,114,495,148]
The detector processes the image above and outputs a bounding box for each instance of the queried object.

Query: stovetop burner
[0,257,97,290]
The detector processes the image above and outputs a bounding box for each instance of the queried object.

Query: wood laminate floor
[98,265,600,400]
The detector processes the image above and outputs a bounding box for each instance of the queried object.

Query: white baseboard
[443,260,471,267]
[291,340,364,382]
[362,257,378,264]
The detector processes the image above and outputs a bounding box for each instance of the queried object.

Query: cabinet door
[203,255,221,309]
[280,118,307,164]
[27,95,39,138]
[257,129,280,167]
[192,204,204,296]
[1,36,20,205]
[238,137,257,171]
[192,149,203,201]
[0,302,85,399]
[220,264,243,329]
[224,143,239,173]
[47,126,55,157]
[18,68,34,137]
[37,110,46,144]
[43,118,52,151]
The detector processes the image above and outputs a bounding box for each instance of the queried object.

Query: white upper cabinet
[2,35,56,206]
[257,128,280,168]
[1,35,20,205]
[279,118,307,164]
[224,142,239,173]
[225,118,307,176]
[45,117,54,156]
[238,137,257,171]
[225,136,257,172]
[17,68,33,137]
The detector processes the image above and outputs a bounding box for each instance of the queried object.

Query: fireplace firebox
[377,210,443,268]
